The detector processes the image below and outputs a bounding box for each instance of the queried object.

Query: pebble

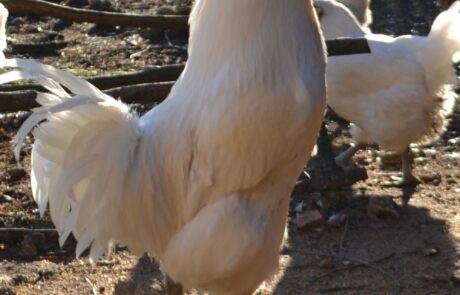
[319,258,334,270]
[445,152,460,159]
[422,148,437,158]
[445,175,457,185]
[413,157,426,164]
[368,197,400,220]
[422,247,439,257]
[419,172,442,184]
[448,137,460,145]
[1,194,13,202]
[295,209,325,231]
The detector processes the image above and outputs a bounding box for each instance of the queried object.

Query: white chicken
[315,0,460,185]
[315,0,368,39]
[2,0,326,293]
[336,0,372,27]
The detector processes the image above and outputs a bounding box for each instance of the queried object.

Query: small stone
[1,194,13,202]
[295,209,324,231]
[446,177,457,185]
[411,148,422,157]
[419,172,442,184]
[445,152,460,159]
[319,258,334,270]
[448,137,460,145]
[414,157,426,164]
[368,197,400,220]
[422,148,437,158]
[422,247,439,256]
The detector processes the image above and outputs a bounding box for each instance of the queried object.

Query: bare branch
[0,64,184,92]
[0,0,189,30]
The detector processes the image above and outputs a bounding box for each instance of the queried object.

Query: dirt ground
[0,0,459,294]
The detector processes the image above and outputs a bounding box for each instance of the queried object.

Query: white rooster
[1,0,326,293]
[315,0,460,185]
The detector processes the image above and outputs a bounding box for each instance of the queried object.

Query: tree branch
[0,0,189,30]
[0,64,184,92]
[0,82,175,112]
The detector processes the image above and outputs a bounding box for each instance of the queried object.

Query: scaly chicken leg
[400,148,420,187]
[334,142,366,168]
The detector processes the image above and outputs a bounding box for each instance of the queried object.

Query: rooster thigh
[162,195,289,294]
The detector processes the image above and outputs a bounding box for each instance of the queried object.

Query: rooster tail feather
[2,59,141,260]
[417,2,460,144]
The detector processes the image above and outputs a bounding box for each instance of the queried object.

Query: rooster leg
[400,148,421,187]
[165,276,183,295]
[334,143,366,168]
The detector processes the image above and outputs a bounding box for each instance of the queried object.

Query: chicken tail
[1,58,141,260]
[418,1,460,143]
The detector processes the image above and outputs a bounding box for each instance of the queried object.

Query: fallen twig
[10,41,69,55]
[0,81,175,112]
[311,252,397,284]
[85,277,98,295]
[105,81,174,104]
[0,227,58,245]
[0,64,184,92]
[0,0,189,31]
[0,90,38,113]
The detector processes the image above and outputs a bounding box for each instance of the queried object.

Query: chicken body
[316,0,460,184]
[3,0,326,293]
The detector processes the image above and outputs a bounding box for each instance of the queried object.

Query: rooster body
[3,0,326,293]
[316,0,460,184]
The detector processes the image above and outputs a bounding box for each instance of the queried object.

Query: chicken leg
[400,148,420,187]
[334,142,366,168]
